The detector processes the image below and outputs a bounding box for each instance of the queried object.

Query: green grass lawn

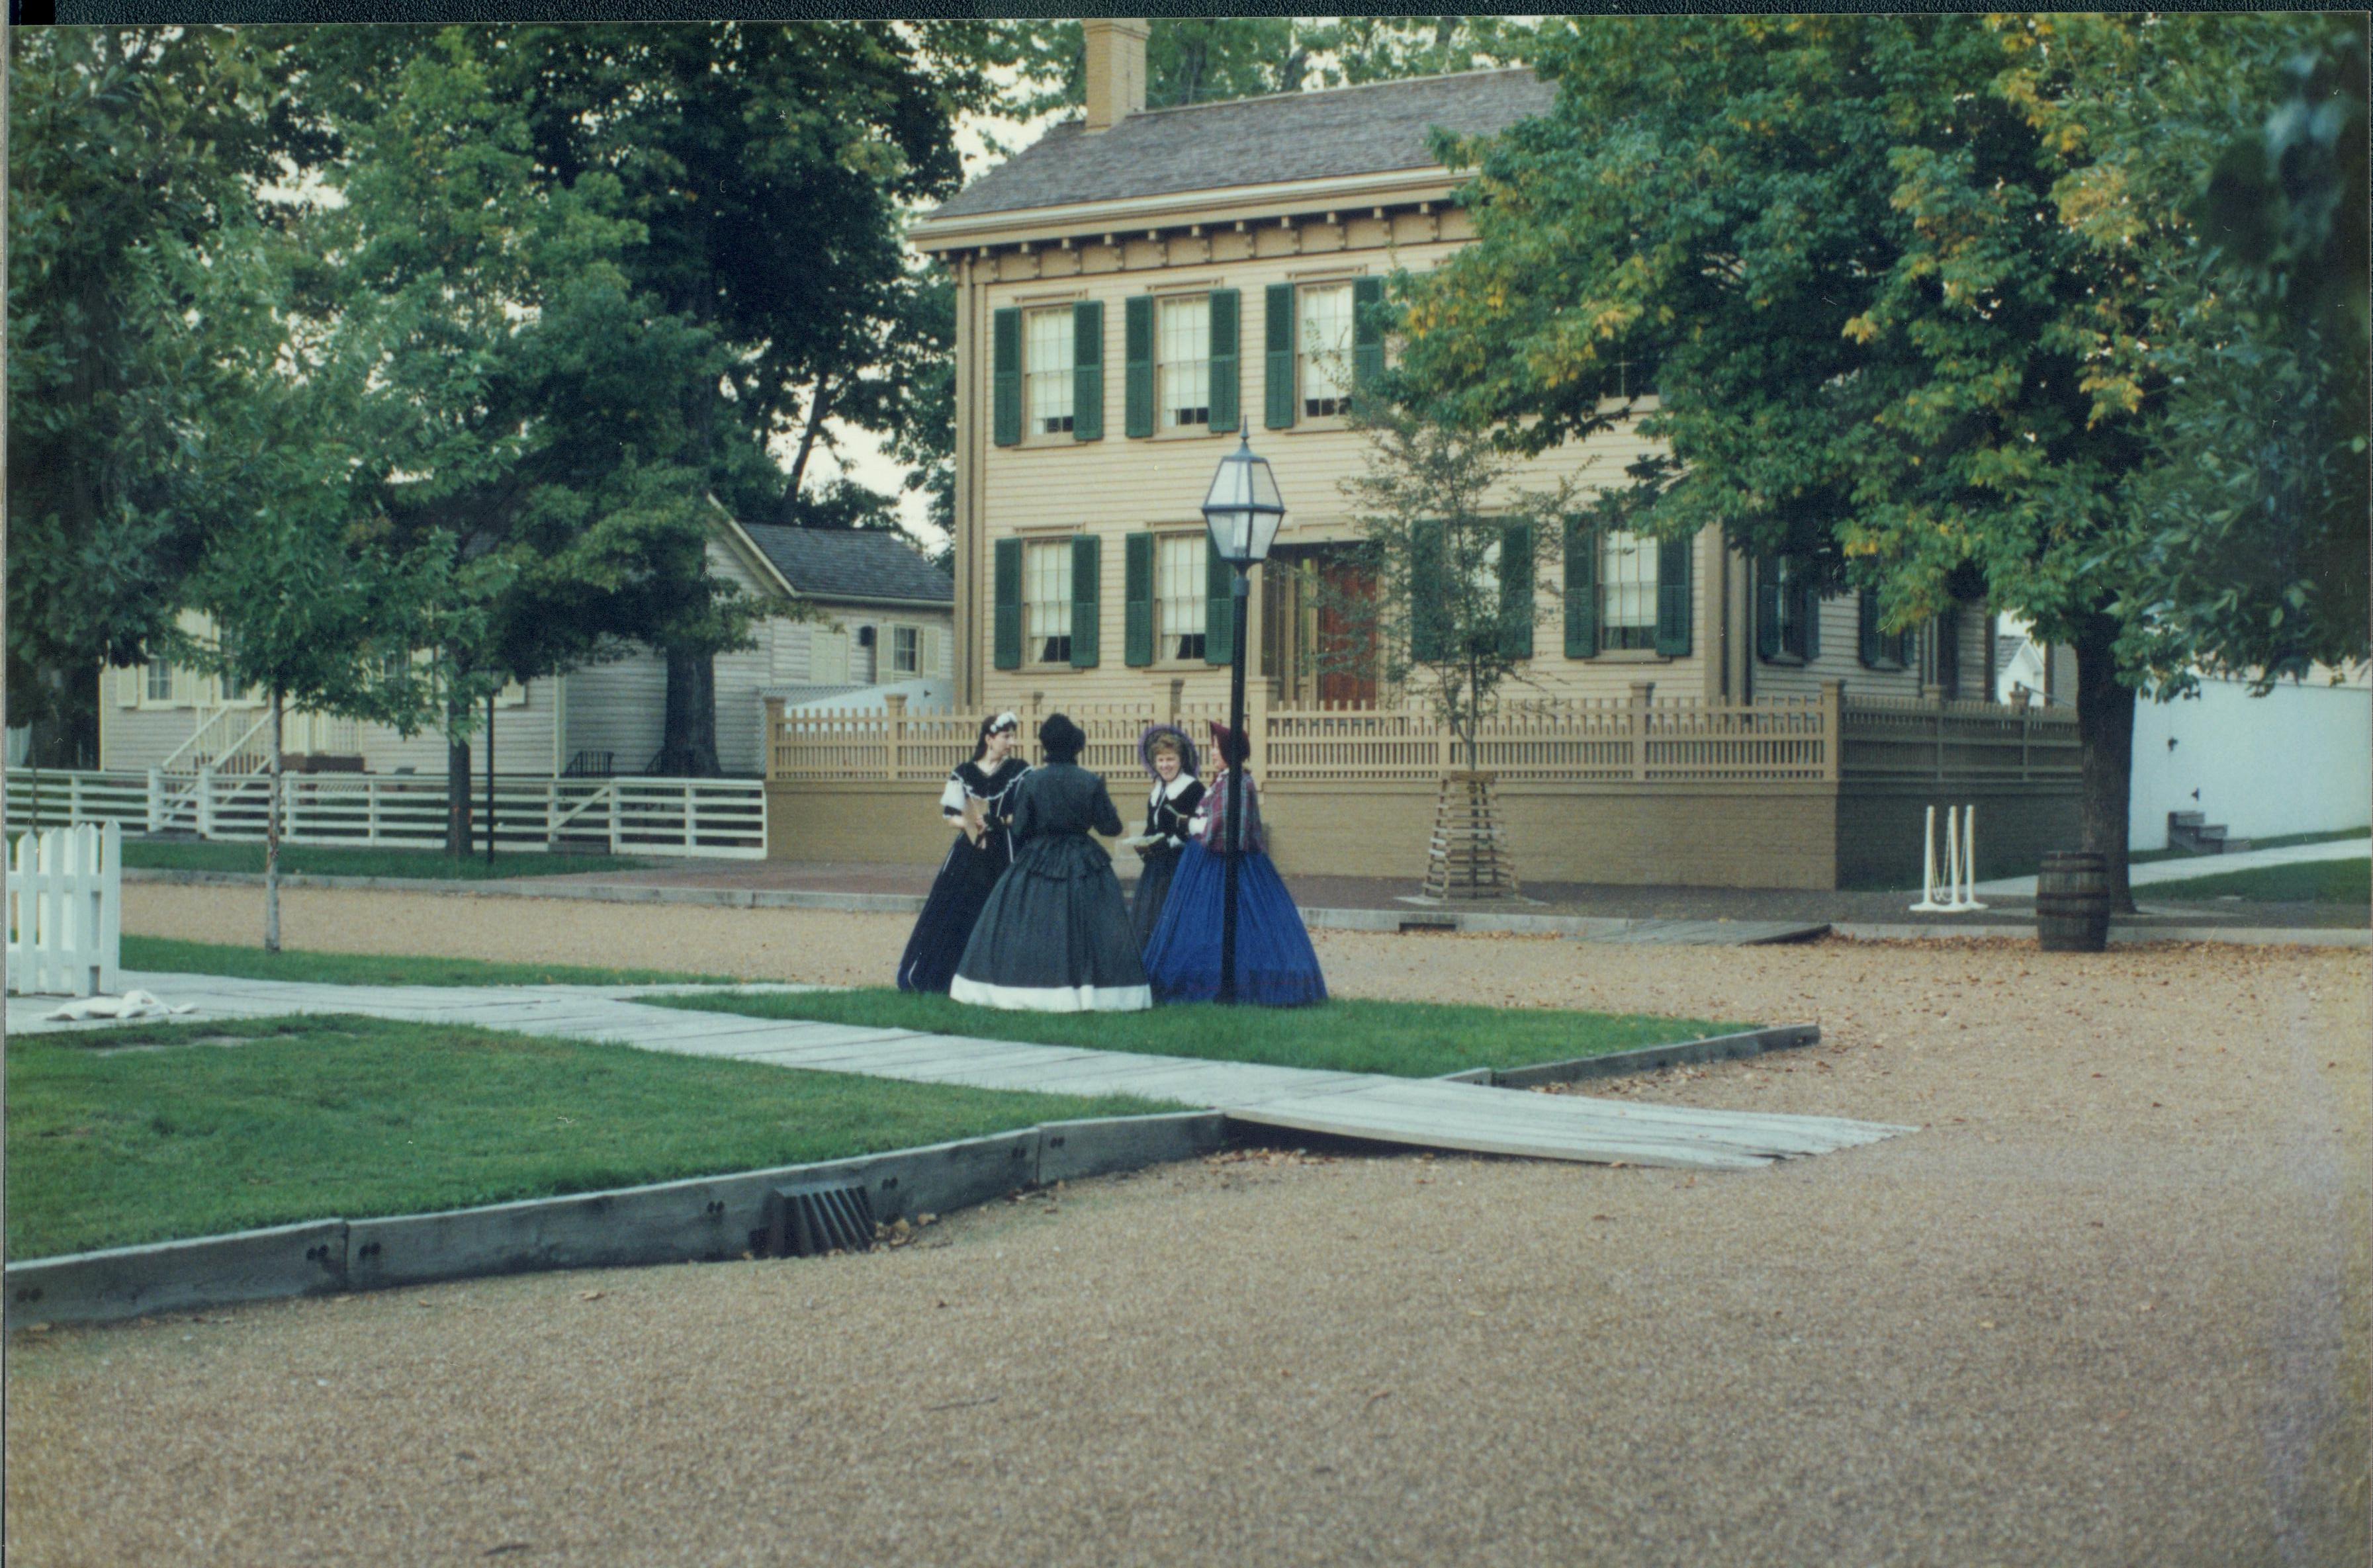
[643,987,1747,1080]
[107,838,650,881]
[122,935,742,988]
[5,1015,1179,1259]
[2144,857,2370,904]
[2130,826,2370,866]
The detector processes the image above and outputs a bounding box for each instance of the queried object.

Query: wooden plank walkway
[12,974,1914,1170]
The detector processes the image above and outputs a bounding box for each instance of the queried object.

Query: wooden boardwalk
[13,975,1913,1170]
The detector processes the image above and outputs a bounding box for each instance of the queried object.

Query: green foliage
[997,17,1539,119]
[2127,19,2370,689]
[5,28,326,732]
[648,988,1742,1080]
[111,842,650,881]
[2142,857,2370,906]
[5,1014,1174,1257]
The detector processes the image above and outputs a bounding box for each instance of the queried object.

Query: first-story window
[1298,282,1354,418]
[1932,606,1963,697]
[1155,533,1206,660]
[1599,529,1658,651]
[1024,539,1073,664]
[1025,307,1075,436]
[1159,295,1211,428]
[891,624,920,675]
[1764,556,1818,662]
[147,658,175,703]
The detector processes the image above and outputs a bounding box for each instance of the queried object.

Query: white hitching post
[1951,804,1988,911]
[1910,804,1948,912]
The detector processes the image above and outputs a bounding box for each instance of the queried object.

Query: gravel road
[6,885,2366,1566]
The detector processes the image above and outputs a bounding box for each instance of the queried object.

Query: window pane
[1159,296,1210,428]
[1599,529,1658,650]
[1155,533,1208,660]
[893,625,919,674]
[1299,283,1353,415]
[1026,309,1074,435]
[148,660,173,702]
[1024,541,1073,662]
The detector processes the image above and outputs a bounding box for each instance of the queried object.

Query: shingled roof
[930,67,1554,220]
[739,523,953,607]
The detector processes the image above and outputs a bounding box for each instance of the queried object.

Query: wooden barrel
[2035,851,2112,952]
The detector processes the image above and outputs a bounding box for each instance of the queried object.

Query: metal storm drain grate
[763,1178,877,1259]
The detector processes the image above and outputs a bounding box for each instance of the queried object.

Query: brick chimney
[1083,18,1149,133]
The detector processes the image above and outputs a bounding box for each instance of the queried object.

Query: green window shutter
[1208,288,1240,433]
[1498,521,1534,660]
[1071,301,1103,443]
[1263,283,1296,429]
[1353,276,1386,390]
[1124,296,1155,439]
[1069,535,1101,668]
[991,308,1022,448]
[1858,589,1881,668]
[993,538,1023,669]
[1204,535,1235,666]
[1755,559,1781,660]
[1410,520,1446,664]
[1797,573,1822,662]
[1124,533,1155,667]
[1564,518,1599,658]
[1654,533,1692,657]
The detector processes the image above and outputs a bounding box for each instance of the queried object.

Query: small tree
[1335,397,1566,770]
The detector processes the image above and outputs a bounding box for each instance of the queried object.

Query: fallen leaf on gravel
[578,1289,604,1302]
[1979,1320,1996,1329]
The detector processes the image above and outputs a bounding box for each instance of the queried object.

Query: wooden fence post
[1631,681,1656,781]
[147,768,165,834]
[196,766,216,840]
[1820,679,1845,783]
[885,693,907,781]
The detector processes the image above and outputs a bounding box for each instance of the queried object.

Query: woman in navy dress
[950,713,1152,1012]
[1128,724,1205,954]
[1142,720,1326,1006]
[895,713,1028,993]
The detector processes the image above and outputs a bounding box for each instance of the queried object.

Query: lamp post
[1200,422,1286,1006]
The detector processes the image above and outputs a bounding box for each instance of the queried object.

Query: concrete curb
[5,1111,1228,1331]
[1451,1024,1823,1090]
[1833,921,2370,949]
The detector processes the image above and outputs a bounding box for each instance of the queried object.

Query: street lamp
[1200,422,1286,1006]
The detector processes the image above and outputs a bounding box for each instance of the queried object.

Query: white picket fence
[4,769,766,859]
[7,822,123,997]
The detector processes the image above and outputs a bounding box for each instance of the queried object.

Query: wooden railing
[3,769,767,859]
[1838,695,2081,783]
[768,689,1850,787]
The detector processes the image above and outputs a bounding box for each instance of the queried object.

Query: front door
[1312,550,1378,708]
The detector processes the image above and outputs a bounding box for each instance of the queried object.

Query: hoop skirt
[896,831,1012,993]
[897,758,1026,994]
[951,764,1152,1012]
[1143,839,1327,1006]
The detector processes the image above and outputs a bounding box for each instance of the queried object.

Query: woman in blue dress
[895,713,1027,993]
[1142,720,1327,1006]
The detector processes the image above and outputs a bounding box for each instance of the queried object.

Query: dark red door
[1314,553,1377,708]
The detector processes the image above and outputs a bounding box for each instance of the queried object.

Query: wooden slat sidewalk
[13,974,1915,1170]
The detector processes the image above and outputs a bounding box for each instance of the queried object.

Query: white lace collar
[1149,773,1198,805]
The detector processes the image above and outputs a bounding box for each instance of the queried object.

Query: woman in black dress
[950,712,1151,1012]
[895,712,1028,993]
[1128,723,1205,954]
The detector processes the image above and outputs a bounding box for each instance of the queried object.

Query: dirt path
[7,887,2366,1565]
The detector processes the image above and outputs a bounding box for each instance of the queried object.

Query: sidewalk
[1971,834,2370,897]
[9,973,1905,1170]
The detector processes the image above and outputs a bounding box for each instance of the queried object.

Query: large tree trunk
[2072,611,2138,913]
[447,724,474,857]
[660,647,720,777]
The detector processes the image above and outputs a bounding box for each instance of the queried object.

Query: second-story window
[1159,296,1210,428]
[1599,529,1658,651]
[1024,539,1074,664]
[146,657,175,704]
[1025,308,1075,436]
[1155,533,1207,660]
[1298,283,1355,418]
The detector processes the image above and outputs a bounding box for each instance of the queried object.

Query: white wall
[2128,674,2372,848]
